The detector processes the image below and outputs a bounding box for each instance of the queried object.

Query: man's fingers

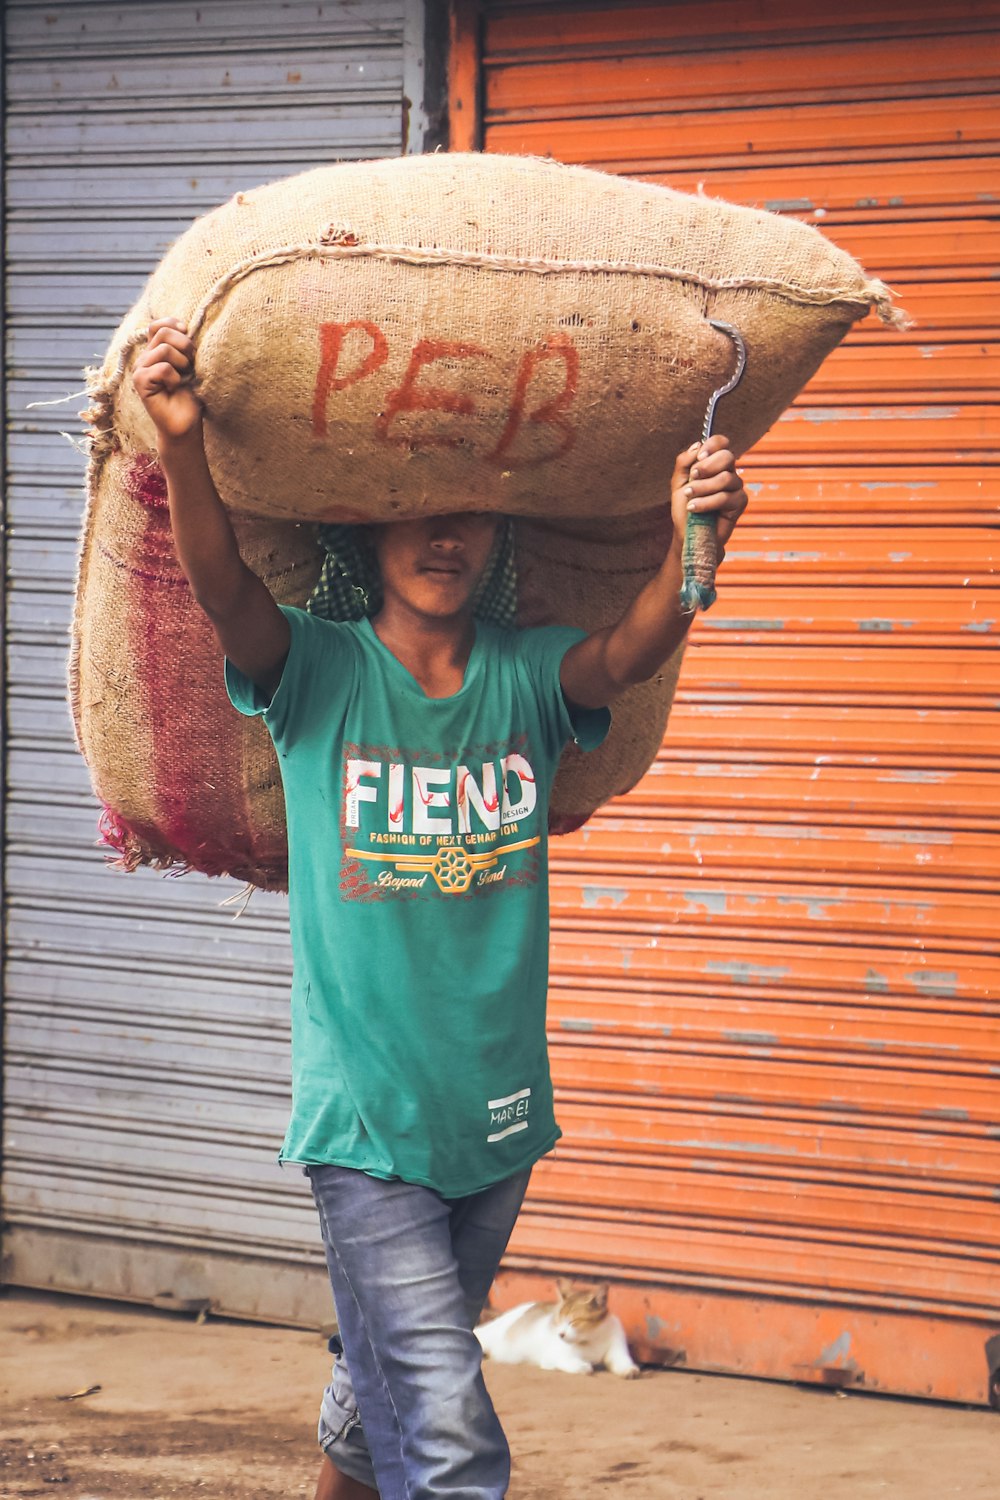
[673,435,732,478]
[671,442,701,485]
[142,327,195,362]
[687,489,748,536]
[689,447,735,481]
[137,341,192,377]
[147,316,188,337]
[135,360,186,394]
[690,492,748,521]
[150,341,192,373]
[689,471,743,507]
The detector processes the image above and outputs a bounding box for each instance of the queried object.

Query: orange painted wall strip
[448,0,483,151]
[485,94,999,159]
[489,1270,998,1405]
[483,0,1000,54]
[484,33,997,115]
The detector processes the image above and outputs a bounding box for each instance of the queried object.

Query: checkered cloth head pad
[306,521,518,627]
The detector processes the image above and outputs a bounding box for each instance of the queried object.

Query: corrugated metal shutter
[2,0,431,1322]
[461,0,1000,1403]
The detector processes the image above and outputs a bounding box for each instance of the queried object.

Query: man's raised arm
[132,317,291,697]
[559,435,748,711]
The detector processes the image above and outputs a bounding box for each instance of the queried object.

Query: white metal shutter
[2,0,427,1322]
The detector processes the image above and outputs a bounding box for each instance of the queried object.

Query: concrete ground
[1,1289,996,1499]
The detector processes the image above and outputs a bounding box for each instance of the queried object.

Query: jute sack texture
[75,152,900,888]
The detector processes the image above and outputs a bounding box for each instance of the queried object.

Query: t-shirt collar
[359,617,485,702]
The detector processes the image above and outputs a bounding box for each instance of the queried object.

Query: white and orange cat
[476,1280,640,1377]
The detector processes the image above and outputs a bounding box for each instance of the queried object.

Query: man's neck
[372,599,477,699]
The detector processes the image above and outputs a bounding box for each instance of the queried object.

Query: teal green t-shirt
[226,607,609,1197]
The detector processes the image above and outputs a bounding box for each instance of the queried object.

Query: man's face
[372,513,500,620]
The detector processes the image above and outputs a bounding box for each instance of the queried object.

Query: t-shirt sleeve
[224,604,356,748]
[516,625,611,757]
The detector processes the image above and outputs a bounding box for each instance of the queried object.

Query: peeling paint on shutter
[458,0,1000,1404]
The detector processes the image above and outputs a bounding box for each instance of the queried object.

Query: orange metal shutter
[452,0,1000,1404]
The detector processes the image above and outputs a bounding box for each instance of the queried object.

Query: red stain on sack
[124,453,170,510]
[97,804,163,871]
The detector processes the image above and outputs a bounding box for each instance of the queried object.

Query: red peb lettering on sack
[491,332,579,466]
[375,338,490,448]
[312,320,390,438]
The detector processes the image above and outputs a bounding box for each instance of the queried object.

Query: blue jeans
[307,1163,532,1499]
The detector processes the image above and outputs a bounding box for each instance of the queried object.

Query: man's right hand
[133,317,204,442]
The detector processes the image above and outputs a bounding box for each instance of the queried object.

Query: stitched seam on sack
[84,238,901,470]
[141,241,892,376]
[98,240,893,390]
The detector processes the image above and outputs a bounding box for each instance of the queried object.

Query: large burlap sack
[75,153,900,888]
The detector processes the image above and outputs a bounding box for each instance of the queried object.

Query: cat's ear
[555,1277,574,1300]
[590,1284,609,1312]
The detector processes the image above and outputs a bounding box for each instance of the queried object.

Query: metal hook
[679,320,748,614]
[702,320,747,444]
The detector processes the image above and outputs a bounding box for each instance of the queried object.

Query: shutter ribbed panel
[3,0,412,1321]
[474,0,1000,1402]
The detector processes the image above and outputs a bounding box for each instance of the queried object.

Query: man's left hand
[670,433,748,564]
